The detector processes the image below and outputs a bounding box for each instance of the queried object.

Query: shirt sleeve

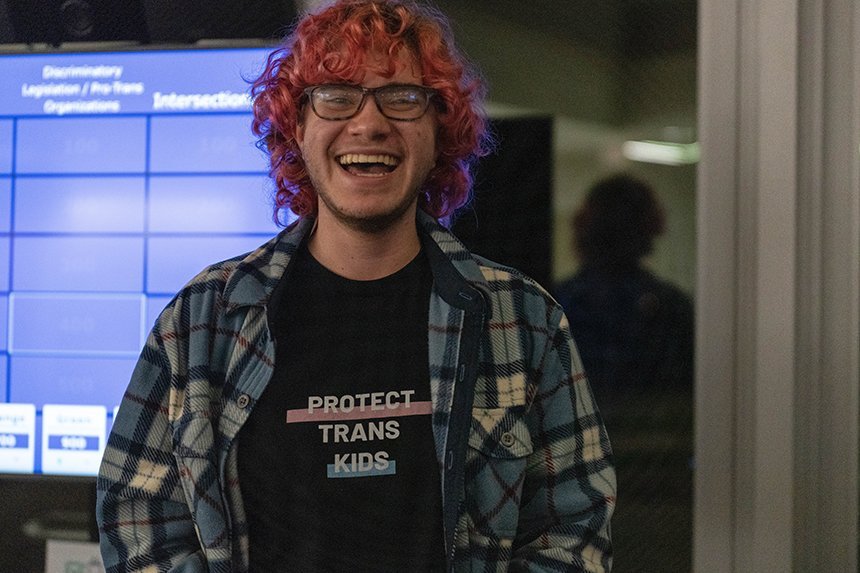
[96,315,207,573]
[511,306,617,572]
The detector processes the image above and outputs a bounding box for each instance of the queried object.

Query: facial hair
[314,179,423,234]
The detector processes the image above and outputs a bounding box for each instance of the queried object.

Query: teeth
[338,153,399,166]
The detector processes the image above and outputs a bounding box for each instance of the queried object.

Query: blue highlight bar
[327,459,397,479]
[46,435,100,451]
[0,433,29,448]
[0,49,268,117]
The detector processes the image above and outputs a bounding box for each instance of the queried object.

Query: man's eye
[385,91,421,107]
[320,93,356,106]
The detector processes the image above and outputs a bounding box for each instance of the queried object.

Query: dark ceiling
[0,0,696,60]
[0,0,298,46]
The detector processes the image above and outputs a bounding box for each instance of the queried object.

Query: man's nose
[347,95,392,137]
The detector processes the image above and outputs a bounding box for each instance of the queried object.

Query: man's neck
[307,211,422,281]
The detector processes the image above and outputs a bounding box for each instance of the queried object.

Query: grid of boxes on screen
[0,48,280,475]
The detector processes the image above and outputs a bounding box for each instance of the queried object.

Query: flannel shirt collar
[221,216,313,313]
[219,210,488,314]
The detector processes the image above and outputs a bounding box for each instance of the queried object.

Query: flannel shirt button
[500,432,516,447]
[237,394,251,409]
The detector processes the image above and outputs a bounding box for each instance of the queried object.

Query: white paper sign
[44,540,104,573]
[0,403,36,473]
[41,404,107,475]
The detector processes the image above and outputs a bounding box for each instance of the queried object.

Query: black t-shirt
[238,244,446,572]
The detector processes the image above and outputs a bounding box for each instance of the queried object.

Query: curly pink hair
[250,0,492,223]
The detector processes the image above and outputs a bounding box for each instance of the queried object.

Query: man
[97,1,615,572]
[554,173,694,408]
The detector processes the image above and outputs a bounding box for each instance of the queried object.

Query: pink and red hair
[250,0,492,223]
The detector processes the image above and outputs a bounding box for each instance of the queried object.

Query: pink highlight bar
[286,400,433,424]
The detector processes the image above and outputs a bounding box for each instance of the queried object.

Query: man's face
[295,50,438,234]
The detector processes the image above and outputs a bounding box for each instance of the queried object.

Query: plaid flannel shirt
[97,212,616,572]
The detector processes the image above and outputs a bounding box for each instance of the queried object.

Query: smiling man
[96,1,615,572]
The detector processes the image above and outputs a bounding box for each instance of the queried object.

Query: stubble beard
[315,183,422,234]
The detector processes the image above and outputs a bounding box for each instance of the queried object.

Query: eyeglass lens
[309,85,432,120]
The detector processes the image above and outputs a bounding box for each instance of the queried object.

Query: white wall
[695,0,860,570]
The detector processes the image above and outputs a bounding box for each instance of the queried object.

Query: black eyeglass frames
[303,84,437,121]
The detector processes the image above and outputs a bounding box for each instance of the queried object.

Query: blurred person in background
[555,173,694,571]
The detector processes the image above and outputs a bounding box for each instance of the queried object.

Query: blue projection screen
[0,47,282,475]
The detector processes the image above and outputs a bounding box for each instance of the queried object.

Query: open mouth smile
[337,153,400,176]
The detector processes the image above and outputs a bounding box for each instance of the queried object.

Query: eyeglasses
[303,84,437,121]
